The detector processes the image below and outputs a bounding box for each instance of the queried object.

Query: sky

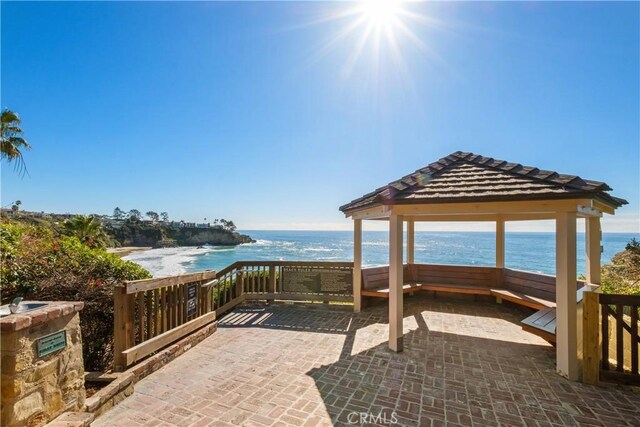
[1,1,638,233]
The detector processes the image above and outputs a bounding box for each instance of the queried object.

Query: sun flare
[358,0,403,30]
[298,0,440,83]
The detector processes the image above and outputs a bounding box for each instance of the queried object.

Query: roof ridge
[338,151,627,213]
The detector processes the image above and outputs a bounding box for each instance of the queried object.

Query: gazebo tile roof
[339,151,627,213]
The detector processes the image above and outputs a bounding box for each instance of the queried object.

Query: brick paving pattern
[93,296,640,426]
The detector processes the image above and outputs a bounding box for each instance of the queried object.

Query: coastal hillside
[0,209,255,248]
[105,221,254,247]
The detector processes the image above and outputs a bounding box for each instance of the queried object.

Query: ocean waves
[122,230,637,279]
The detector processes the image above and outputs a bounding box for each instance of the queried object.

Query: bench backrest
[502,268,585,303]
[361,264,585,300]
[414,264,498,289]
[362,265,411,290]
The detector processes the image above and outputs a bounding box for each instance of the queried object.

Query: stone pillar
[1,302,86,426]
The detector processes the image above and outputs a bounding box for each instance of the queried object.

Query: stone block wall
[1,302,85,426]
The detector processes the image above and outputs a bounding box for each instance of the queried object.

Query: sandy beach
[107,246,152,257]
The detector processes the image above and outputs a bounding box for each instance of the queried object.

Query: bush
[1,220,151,371]
[601,238,640,295]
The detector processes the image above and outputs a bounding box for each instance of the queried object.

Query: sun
[297,0,439,82]
[358,0,403,30]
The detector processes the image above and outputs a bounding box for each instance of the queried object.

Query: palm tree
[64,215,108,248]
[1,109,31,175]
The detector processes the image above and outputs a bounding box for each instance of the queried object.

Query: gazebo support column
[585,217,601,285]
[555,211,579,380]
[496,217,505,269]
[353,219,362,313]
[389,213,404,352]
[407,219,415,264]
[407,219,415,281]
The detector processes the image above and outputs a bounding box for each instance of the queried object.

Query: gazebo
[339,151,627,380]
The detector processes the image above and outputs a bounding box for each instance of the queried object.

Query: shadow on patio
[219,297,639,426]
[93,295,640,427]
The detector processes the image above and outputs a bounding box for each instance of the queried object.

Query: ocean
[123,231,639,278]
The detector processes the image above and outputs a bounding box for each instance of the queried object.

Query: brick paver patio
[93,296,640,426]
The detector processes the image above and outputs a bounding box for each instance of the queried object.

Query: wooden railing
[113,261,353,370]
[583,289,640,385]
[238,261,353,302]
[113,271,220,371]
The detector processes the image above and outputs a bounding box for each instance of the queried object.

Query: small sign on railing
[187,284,198,319]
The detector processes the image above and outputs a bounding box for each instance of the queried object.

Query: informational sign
[37,330,67,358]
[281,268,352,294]
[187,284,198,319]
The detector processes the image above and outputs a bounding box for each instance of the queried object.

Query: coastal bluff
[105,223,254,248]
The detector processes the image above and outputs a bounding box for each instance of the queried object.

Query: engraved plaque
[37,330,67,358]
[281,268,352,294]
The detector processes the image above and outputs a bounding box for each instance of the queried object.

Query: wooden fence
[113,261,353,370]
[583,289,640,385]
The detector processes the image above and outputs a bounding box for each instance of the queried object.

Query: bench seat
[362,282,492,298]
[421,283,492,295]
[518,287,585,344]
[490,289,556,311]
[361,282,422,297]
[521,307,557,344]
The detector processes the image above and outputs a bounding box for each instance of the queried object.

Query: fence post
[583,290,600,385]
[268,265,276,304]
[236,269,244,299]
[113,285,134,372]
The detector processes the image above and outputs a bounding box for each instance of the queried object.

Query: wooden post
[556,211,579,380]
[407,219,415,265]
[236,270,244,299]
[389,213,404,352]
[268,265,276,304]
[496,217,505,269]
[586,217,602,285]
[582,290,601,385]
[406,219,415,281]
[353,219,362,313]
[205,282,212,313]
[113,285,134,372]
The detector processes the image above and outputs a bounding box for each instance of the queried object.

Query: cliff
[105,223,254,247]
[173,228,254,246]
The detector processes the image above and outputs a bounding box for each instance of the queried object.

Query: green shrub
[0,220,150,371]
[601,238,640,295]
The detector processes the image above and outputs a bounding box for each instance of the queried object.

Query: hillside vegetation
[105,220,254,247]
[0,218,151,371]
[601,239,640,295]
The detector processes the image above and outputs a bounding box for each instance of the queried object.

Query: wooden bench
[361,266,492,298]
[519,287,586,343]
[521,307,557,343]
[491,289,556,311]
[361,282,422,297]
[360,264,588,346]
